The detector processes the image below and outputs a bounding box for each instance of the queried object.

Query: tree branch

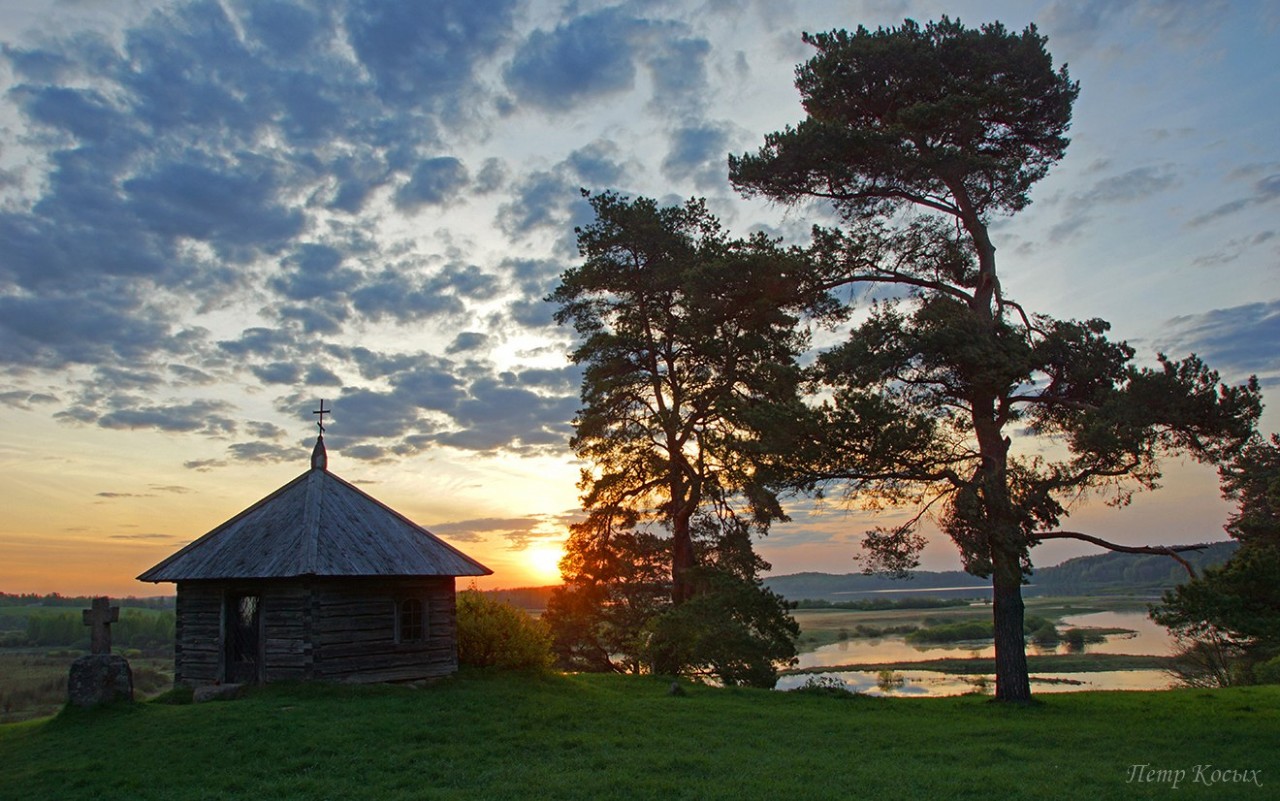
[1033,530,1206,578]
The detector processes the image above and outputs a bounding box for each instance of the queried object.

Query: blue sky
[0,0,1276,594]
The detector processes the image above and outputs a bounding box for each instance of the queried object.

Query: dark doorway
[225,594,261,683]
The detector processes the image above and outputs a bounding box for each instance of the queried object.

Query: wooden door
[225,594,261,683]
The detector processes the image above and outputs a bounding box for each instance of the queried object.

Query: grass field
[0,652,173,724]
[0,672,1274,800]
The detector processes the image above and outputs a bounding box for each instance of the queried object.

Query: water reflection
[788,610,1175,694]
[778,669,1172,697]
[1058,611,1173,656]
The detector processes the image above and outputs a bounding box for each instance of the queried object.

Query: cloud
[107,532,178,541]
[184,458,226,471]
[447,332,491,354]
[245,421,288,439]
[1160,300,1280,385]
[343,0,517,105]
[436,374,576,453]
[149,484,193,494]
[0,0,530,404]
[0,390,59,409]
[1041,0,1231,52]
[646,36,712,106]
[662,122,734,189]
[96,399,238,436]
[428,516,541,543]
[1188,170,1280,227]
[0,294,180,369]
[504,8,645,113]
[496,146,610,243]
[426,514,568,549]
[122,157,306,258]
[395,157,470,209]
[253,363,303,385]
[1047,165,1180,243]
[226,441,309,463]
[1076,165,1179,204]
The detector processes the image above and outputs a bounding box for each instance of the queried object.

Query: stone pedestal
[67,654,134,708]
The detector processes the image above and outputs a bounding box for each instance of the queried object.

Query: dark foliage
[1153,436,1280,685]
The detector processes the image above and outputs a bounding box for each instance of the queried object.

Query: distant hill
[1029,540,1237,596]
[764,541,1238,601]
[483,541,1240,607]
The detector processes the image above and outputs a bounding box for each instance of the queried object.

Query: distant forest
[764,541,1239,601]
[0,593,174,609]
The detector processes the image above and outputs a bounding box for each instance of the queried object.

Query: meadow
[0,672,1274,800]
[0,594,1166,721]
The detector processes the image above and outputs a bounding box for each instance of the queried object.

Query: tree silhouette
[731,18,1261,701]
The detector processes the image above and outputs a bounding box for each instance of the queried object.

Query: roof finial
[313,399,330,436]
[311,400,329,471]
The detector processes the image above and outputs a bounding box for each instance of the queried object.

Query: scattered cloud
[1188,168,1280,227]
[503,8,646,113]
[1160,300,1280,386]
[1047,164,1180,243]
[107,532,178,541]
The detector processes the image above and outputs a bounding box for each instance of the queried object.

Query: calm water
[786,609,1175,696]
[776,669,1172,696]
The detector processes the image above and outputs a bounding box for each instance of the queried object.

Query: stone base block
[68,654,134,708]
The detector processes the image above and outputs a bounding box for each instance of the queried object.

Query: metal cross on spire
[313,399,330,436]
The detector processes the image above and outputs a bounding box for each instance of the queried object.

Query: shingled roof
[138,437,491,582]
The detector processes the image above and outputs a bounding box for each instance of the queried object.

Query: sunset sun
[525,542,565,585]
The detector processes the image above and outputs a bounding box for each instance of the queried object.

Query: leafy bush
[1062,628,1087,652]
[905,620,992,643]
[1030,622,1060,647]
[456,590,554,671]
[1254,655,1280,685]
[642,569,798,688]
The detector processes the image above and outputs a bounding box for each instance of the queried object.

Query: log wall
[174,582,223,685]
[313,577,457,683]
[173,577,458,686]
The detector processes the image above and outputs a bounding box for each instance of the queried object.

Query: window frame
[396,597,426,644]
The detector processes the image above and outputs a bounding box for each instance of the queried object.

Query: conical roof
[137,438,491,582]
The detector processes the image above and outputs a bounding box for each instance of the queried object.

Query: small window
[399,598,424,643]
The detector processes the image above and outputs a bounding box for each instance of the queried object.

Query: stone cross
[83,596,119,655]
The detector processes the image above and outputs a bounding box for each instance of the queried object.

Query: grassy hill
[1,673,1274,800]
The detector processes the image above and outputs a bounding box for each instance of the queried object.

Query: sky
[0,0,1277,598]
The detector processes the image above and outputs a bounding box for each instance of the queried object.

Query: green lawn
[1,673,1274,800]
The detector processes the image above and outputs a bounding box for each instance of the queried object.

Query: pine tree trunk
[991,552,1031,702]
[671,521,695,604]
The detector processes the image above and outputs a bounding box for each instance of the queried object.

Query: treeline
[1030,542,1237,595]
[791,598,972,611]
[766,543,1238,602]
[0,592,174,609]
[4,610,175,650]
[483,586,556,611]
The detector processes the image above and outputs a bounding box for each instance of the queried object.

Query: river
[779,609,1176,696]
